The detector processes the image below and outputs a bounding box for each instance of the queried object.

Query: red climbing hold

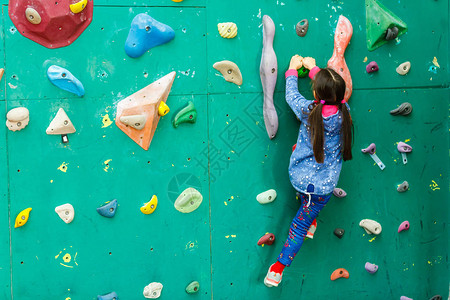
[9,0,93,49]
[257,233,275,246]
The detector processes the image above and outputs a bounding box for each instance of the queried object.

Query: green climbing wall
[0,0,448,299]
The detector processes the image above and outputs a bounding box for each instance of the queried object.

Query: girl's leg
[277,193,331,266]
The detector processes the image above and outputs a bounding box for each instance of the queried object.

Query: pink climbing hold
[400,296,413,300]
[9,0,93,49]
[257,233,275,246]
[398,221,410,233]
[327,15,353,102]
[366,61,379,73]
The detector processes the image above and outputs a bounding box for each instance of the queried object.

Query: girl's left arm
[285,71,311,120]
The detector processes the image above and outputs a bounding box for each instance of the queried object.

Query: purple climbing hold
[400,296,413,300]
[365,262,378,273]
[397,142,412,153]
[429,295,442,300]
[361,143,376,155]
[398,221,410,233]
[333,188,347,198]
[366,61,379,73]
[125,13,175,58]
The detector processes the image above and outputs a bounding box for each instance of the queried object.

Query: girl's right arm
[285,55,312,119]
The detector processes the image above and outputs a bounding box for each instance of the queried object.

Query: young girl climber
[264,55,353,287]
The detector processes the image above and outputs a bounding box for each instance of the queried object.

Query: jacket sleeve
[285,70,312,121]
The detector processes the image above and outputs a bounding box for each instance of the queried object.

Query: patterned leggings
[277,192,331,266]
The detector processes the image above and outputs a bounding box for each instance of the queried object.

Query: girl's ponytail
[308,102,325,163]
[339,102,353,161]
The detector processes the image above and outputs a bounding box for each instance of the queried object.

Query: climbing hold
[306,219,317,239]
[365,262,378,273]
[46,108,76,144]
[330,268,349,281]
[47,65,85,97]
[297,66,309,78]
[396,61,411,75]
[366,61,379,73]
[97,199,118,218]
[185,281,200,294]
[327,15,353,101]
[400,297,413,300]
[213,60,243,86]
[0,68,4,82]
[429,295,442,300]
[6,107,29,132]
[333,188,347,198]
[260,15,278,139]
[257,233,275,246]
[361,143,385,170]
[256,189,277,204]
[365,0,407,51]
[390,102,412,116]
[120,115,147,130]
[334,228,345,238]
[217,22,237,39]
[173,101,197,128]
[143,282,163,299]
[15,208,32,228]
[385,26,399,41]
[140,195,158,215]
[97,291,118,300]
[55,203,75,224]
[9,0,93,49]
[125,13,175,58]
[397,181,409,192]
[172,0,183,2]
[115,72,176,150]
[70,0,88,14]
[397,142,412,164]
[25,7,41,25]
[158,102,170,116]
[295,19,309,37]
[398,221,410,233]
[359,219,382,235]
[174,187,203,213]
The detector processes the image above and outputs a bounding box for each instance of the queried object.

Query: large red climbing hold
[8,0,93,49]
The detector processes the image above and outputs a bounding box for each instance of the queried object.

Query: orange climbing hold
[115,72,176,150]
[327,15,353,102]
[330,268,349,281]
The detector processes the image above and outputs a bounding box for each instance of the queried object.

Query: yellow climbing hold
[70,0,88,13]
[158,102,170,116]
[140,195,158,214]
[218,22,238,38]
[15,208,32,228]
[172,0,183,2]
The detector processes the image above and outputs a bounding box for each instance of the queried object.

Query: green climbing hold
[185,281,200,294]
[297,66,309,78]
[365,0,407,51]
[174,187,203,213]
[173,101,197,128]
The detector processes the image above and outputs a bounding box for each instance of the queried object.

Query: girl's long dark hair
[307,68,353,163]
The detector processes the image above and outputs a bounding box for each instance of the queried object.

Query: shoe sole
[264,276,279,287]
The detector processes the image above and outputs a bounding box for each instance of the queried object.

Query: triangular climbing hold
[46,108,76,135]
[115,72,176,150]
[366,0,407,51]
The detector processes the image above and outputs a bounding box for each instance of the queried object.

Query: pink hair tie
[320,100,326,104]
[341,100,346,104]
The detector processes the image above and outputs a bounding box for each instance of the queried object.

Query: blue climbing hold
[47,65,85,97]
[97,199,118,218]
[97,292,118,300]
[125,13,175,58]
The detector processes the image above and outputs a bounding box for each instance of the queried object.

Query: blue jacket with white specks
[285,73,349,195]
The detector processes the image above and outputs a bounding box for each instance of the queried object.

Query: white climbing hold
[213,60,243,86]
[359,219,382,235]
[143,282,163,299]
[25,7,41,25]
[6,107,29,131]
[46,108,76,135]
[396,61,411,75]
[256,189,277,204]
[119,114,147,130]
[55,203,75,224]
